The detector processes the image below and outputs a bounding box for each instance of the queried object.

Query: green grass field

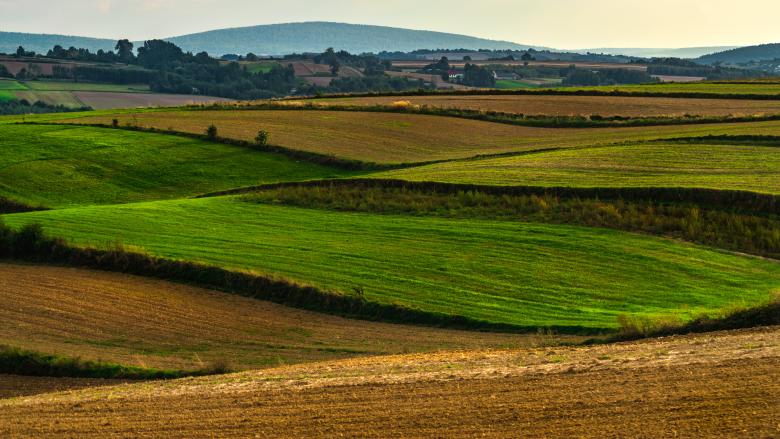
[494,80,537,89]
[0,124,352,207]
[372,142,780,193]
[555,82,780,96]
[59,110,780,164]
[4,196,778,331]
[0,80,26,91]
[23,81,150,93]
[244,62,280,74]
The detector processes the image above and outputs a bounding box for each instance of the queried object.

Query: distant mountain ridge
[574,46,738,59]
[0,22,771,61]
[0,31,116,54]
[697,43,780,65]
[0,22,540,56]
[166,22,542,55]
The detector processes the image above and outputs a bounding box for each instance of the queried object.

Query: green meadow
[4,196,779,331]
[0,124,352,207]
[372,142,780,193]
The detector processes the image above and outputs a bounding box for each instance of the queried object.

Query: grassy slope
[372,142,780,194]
[62,110,780,164]
[4,197,778,330]
[0,124,352,207]
[23,82,150,93]
[0,263,523,371]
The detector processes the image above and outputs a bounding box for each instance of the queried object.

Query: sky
[0,0,778,49]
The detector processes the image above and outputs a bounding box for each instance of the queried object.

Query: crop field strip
[55,109,780,164]
[372,141,780,194]
[1,327,776,438]
[307,94,780,117]
[0,124,353,207]
[4,197,779,331]
[0,263,527,372]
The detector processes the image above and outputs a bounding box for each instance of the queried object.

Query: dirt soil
[1,326,776,438]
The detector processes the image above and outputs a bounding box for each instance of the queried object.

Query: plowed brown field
[0,263,533,371]
[312,94,780,117]
[60,110,780,163]
[1,327,776,437]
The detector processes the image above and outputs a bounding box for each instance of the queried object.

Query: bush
[205,124,218,140]
[255,130,269,146]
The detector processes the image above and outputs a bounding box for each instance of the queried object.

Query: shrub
[255,130,269,146]
[205,124,218,140]
[112,118,119,128]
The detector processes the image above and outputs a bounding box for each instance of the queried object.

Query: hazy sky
[0,0,778,49]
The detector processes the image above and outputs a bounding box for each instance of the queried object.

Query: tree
[245,53,259,62]
[115,39,135,62]
[206,125,218,140]
[521,52,535,61]
[15,46,25,58]
[255,130,269,146]
[463,55,472,61]
[329,58,341,76]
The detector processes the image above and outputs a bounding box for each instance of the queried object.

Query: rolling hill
[165,22,539,56]
[576,46,737,59]
[697,43,780,65]
[1,22,538,56]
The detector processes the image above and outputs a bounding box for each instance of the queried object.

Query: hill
[5,197,778,331]
[0,124,352,208]
[0,32,115,55]
[0,263,522,373]
[698,43,780,65]
[166,22,537,56]
[577,46,737,59]
[1,327,776,437]
[1,22,537,57]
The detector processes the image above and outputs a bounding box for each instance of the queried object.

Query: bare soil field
[73,91,233,109]
[0,375,125,399]
[62,110,780,163]
[1,326,776,438]
[311,94,780,117]
[0,263,532,371]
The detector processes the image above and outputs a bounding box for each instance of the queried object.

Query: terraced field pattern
[1,83,778,436]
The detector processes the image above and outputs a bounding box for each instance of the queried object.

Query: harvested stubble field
[5,198,779,330]
[1,326,776,438]
[374,141,780,193]
[0,263,527,372]
[60,110,780,164]
[310,94,780,117]
[0,124,350,207]
[561,82,780,96]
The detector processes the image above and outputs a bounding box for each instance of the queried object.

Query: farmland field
[0,124,351,207]
[22,81,151,93]
[1,327,776,437]
[373,141,780,193]
[307,93,780,117]
[59,110,780,164]
[4,197,779,330]
[0,263,525,371]
[556,82,780,96]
